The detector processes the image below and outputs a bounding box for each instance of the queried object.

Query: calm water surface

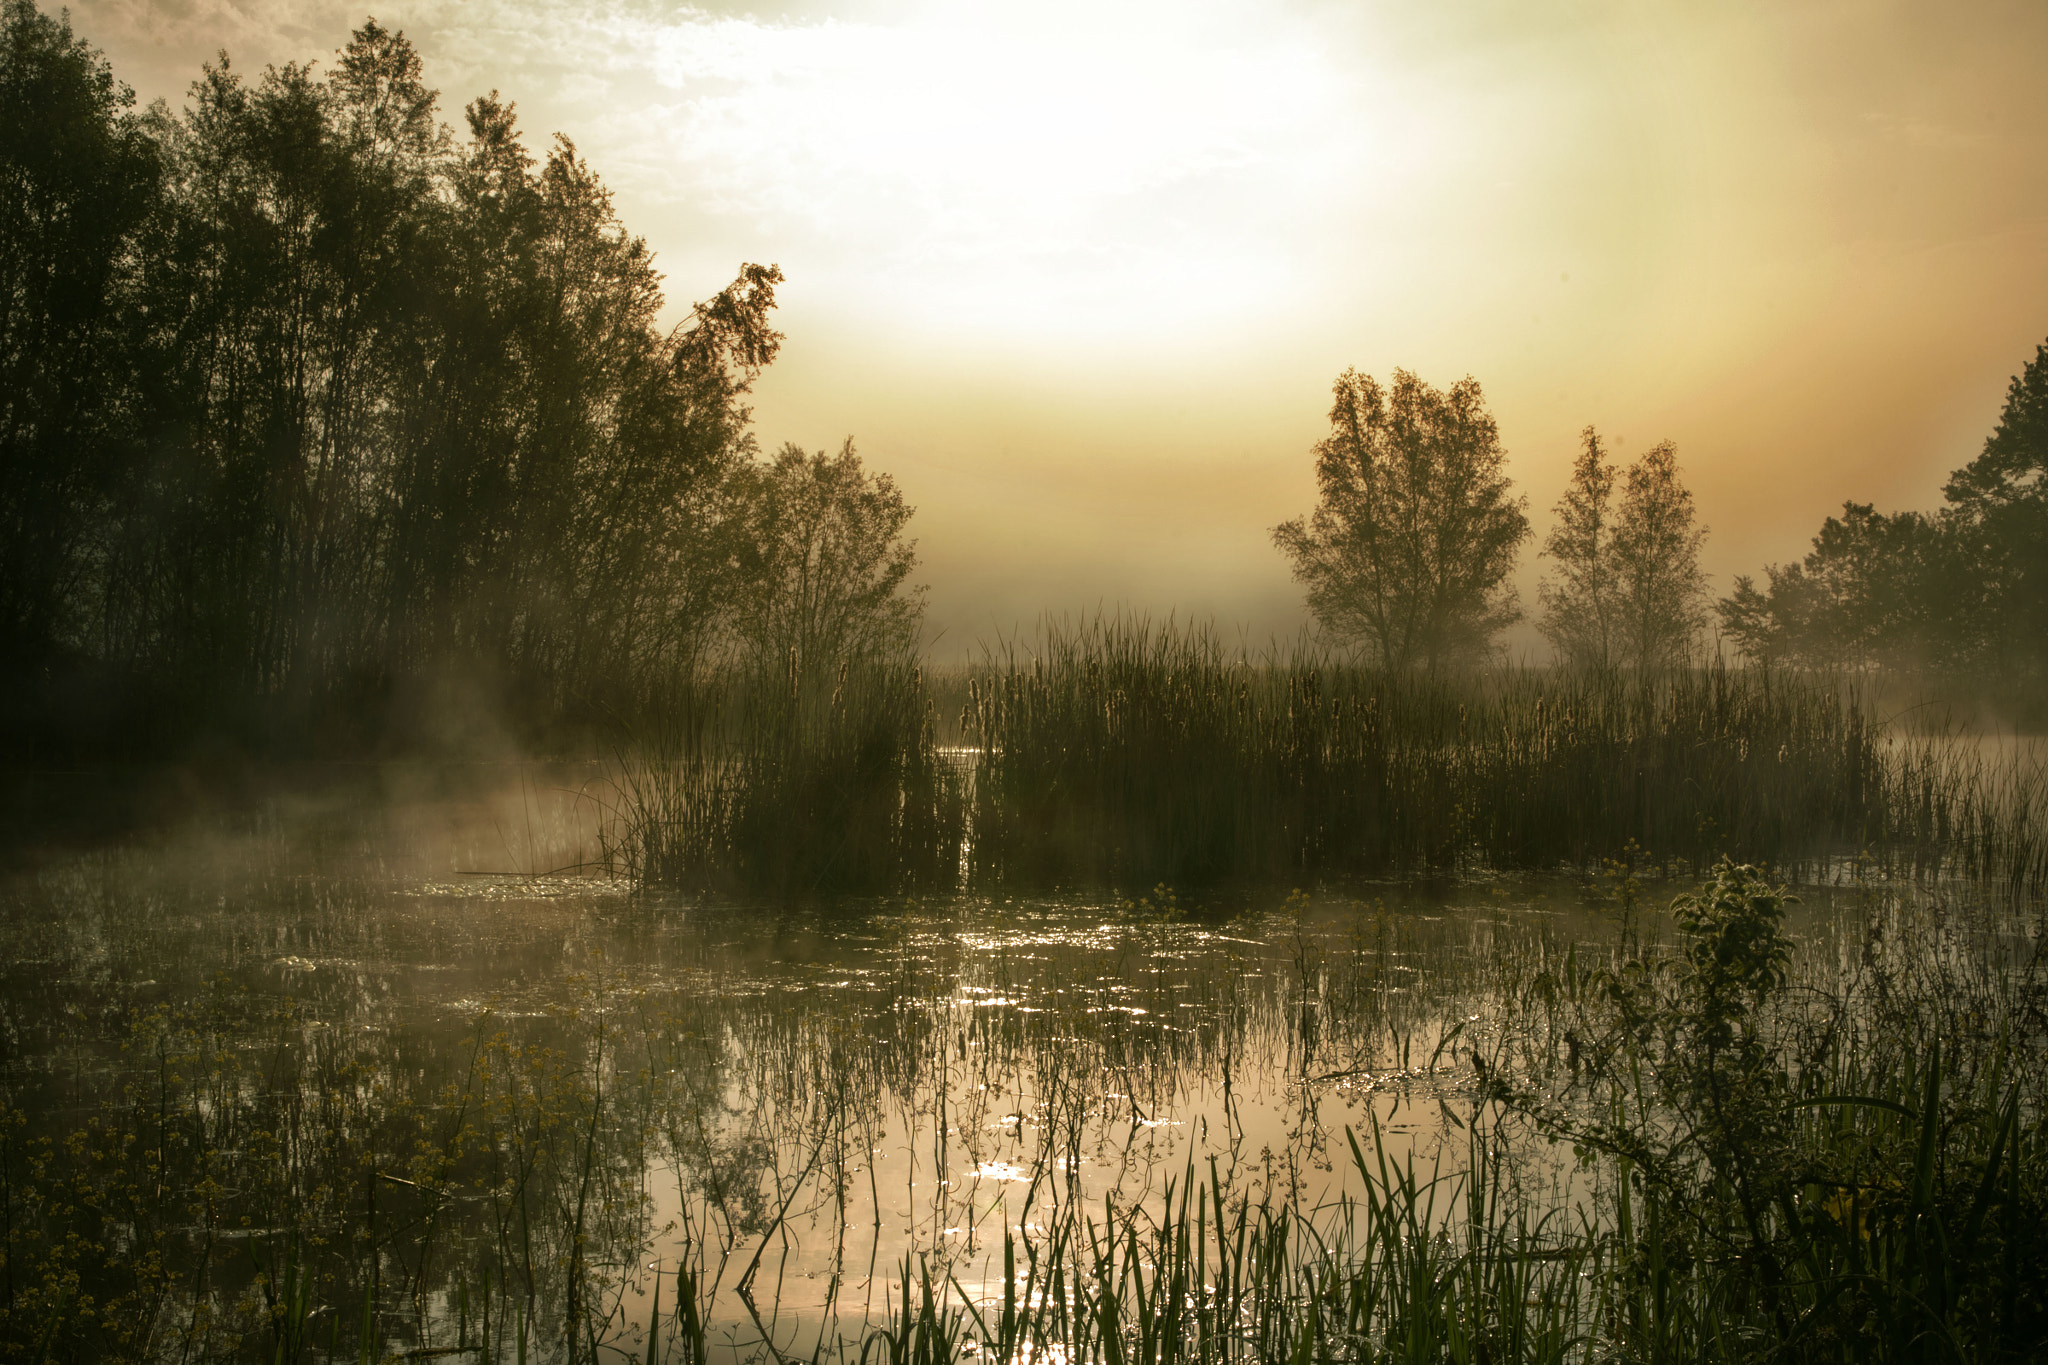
[0,764,1883,1361]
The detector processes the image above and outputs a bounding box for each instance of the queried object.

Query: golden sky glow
[71,0,2048,653]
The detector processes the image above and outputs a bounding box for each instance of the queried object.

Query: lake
[0,762,2021,1363]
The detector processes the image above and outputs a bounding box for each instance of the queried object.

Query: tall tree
[0,0,159,681]
[1942,336,2048,675]
[1541,432,1708,671]
[1714,573,1784,666]
[1537,427,1620,671]
[102,25,447,711]
[1610,441,1708,669]
[1,0,942,755]
[103,22,787,728]
[1715,337,2047,682]
[1273,369,1529,670]
[726,440,923,673]
[1714,502,1957,670]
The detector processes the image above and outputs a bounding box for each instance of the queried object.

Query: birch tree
[1611,442,1709,669]
[1537,428,1621,670]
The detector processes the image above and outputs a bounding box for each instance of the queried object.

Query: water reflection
[0,770,1854,1362]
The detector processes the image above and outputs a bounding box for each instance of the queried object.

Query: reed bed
[960,620,2047,895]
[607,622,2046,899]
[2,841,2044,1363]
[867,866,2048,1365]
[1879,734,2048,901]
[866,1053,2042,1365]
[605,655,966,895]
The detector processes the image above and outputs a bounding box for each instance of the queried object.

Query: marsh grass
[1878,733,2048,901]
[869,1065,2041,1365]
[869,869,2048,1365]
[610,622,2046,899]
[962,620,2048,894]
[872,1129,1601,1365]
[606,655,966,895]
[2,809,2043,1364]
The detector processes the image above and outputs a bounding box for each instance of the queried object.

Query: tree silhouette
[0,2,936,755]
[1537,428,1620,671]
[726,441,924,674]
[1273,369,1528,671]
[1716,504,1959,671]
[1610,442,1708,669]
[1943,335,2048,676]
[1541,432,1708,671]
[1716,338,2047,679]
[0,0,160,695]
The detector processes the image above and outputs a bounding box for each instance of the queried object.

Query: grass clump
[960,618,2047,895]
[606,619,2047,900]
[1475,860,2048,1363]
[606,654,965,895]
[875,1134,1601,1365]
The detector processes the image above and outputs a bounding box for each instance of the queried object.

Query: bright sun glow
[607,0,1434,336]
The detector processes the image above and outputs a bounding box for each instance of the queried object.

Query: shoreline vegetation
[6,0,2047,771]
[608,620,2048,904]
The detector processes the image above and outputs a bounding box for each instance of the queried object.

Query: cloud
[70,0,1502,340]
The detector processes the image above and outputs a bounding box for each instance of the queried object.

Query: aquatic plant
[3,804,2044,1363]
[959,618,2048,896]
[606,653,965,895]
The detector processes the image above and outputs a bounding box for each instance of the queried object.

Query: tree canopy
[1539,431,1709,672]
[1537,428,1621,671]
[0,0,160,678]
[1943,336,2048,672]
[1609,441,1709,669]
[0,2,925,755]
[1274,369,1529,671]
[1716,336,2046,688]
[726,442,924,673]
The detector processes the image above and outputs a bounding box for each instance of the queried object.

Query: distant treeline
[1273,356,2048,705]
[0,2,920,758]
[1715,341,2048,692]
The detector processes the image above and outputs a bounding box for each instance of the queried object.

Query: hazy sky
[67,0,2048,655]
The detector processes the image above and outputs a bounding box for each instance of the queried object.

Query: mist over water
[6,766,2032,1360]
[0,770,1582,1351]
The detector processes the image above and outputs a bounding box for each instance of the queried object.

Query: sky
[64,0,2048,657]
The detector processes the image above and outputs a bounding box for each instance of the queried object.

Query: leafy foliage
[1539,430,1709,671]
[723,441,925,673]
[1717,336,2048,694]
[1610,441,1709,669]
[1717,502,1963,670]
[1537,428,1621,671]
[1273,369,1530,671]
[0,0,160,679]
[1485,860,2048,1361]
[1945,336,2048,675]
[0,4,924,756]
